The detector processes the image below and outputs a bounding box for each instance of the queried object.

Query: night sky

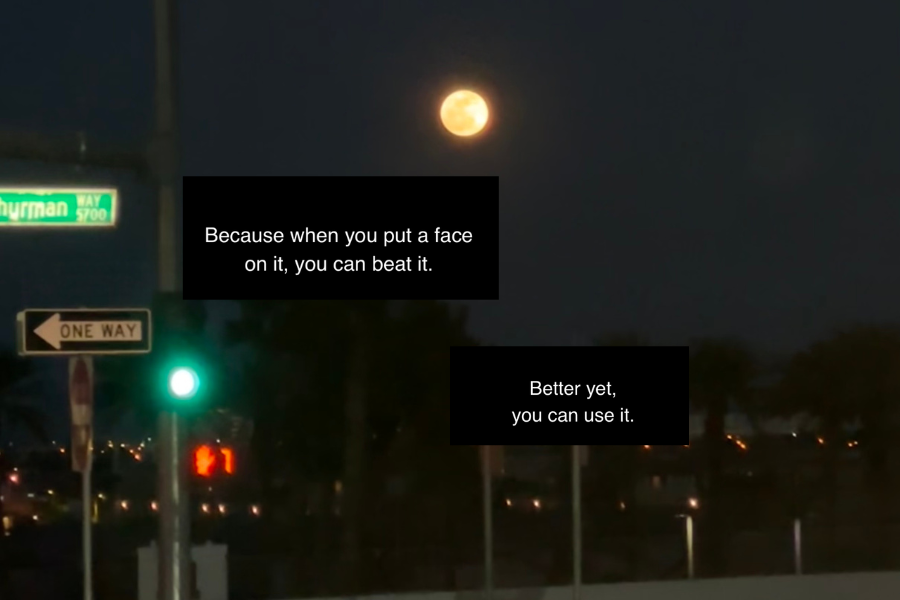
[1,2,899,435]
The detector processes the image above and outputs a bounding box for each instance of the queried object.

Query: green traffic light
[168,367,200,400]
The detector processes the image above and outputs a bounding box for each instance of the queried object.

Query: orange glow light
[194,445,216,477]
[220,447,234,475]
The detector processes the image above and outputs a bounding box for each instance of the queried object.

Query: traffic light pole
[153,0,190,599]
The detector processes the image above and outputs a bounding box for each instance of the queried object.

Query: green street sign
[0,187,118,227]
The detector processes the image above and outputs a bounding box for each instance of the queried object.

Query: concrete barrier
[274,571,900,600]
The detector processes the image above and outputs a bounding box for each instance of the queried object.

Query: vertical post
[82,464,92,600]
[158,413,190,600]
[153,0,178,295]
[572,446,582,600]
[482,446,493,600]
[793,518,802,575]
[153,0,186,598]
[685,515,695,579]
[70,356,94,600]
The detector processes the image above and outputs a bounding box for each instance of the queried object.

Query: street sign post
[0,187,117,227]
[69,356,94,472]
[17,308,152,356]
[69,356,95,600]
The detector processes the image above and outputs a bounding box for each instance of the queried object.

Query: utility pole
[153,0,189,599]
[0,3,184,598]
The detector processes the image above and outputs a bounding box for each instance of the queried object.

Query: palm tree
[689,337,758,577]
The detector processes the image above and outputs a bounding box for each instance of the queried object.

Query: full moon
[440,90,489,137]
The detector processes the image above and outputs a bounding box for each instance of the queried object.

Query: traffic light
[194,445,216,477]
[168,366,200,400]
[153,293,212,412]
[192,444,235,477]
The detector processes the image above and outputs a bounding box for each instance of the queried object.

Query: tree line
[1,302,899,587]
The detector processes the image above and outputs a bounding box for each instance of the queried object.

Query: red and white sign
[69,356,94,473]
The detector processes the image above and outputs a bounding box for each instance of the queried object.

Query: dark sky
[1,1,899,430]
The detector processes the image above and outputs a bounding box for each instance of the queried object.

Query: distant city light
[250,505,260,516]
[688,497,699,509]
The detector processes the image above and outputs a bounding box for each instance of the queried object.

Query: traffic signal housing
[153,294,213,413]
[193,444,236,477]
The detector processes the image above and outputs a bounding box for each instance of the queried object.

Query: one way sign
[16,308,152,356]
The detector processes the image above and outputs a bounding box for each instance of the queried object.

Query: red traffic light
[193,445,235,477]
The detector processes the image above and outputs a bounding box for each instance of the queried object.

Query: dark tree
[227,299,480,593]
[0,351,46,597]
[689,337,758,577]
[775,326,900,569]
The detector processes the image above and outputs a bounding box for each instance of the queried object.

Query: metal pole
[153,0,187,598]
[572,446,582,600]
[793,518,802,575]
[482,446,493,600]
[158,413,190,600]
[153,0,178,293]
[685,515,694,579]
[82,460,92,600]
